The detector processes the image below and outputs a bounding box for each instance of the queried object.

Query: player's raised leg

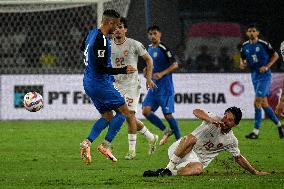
[80,111,112,164]
[97,112,126,162]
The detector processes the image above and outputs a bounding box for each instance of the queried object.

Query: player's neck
[114,36,126,44]
[151,41,160,47]
[250,38,258,44]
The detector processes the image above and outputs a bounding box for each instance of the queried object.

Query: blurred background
[1,0,283,74]
[0,0,283,120]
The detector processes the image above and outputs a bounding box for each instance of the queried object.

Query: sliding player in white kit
[111,17,159,160]
[143,107,270,176]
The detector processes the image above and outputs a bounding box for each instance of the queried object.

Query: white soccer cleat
[124,150,136,160]
[148,135,159,155]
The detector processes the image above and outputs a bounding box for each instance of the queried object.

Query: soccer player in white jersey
[275,41,284,117]
[144,107,270,176]
[111,17,158,160]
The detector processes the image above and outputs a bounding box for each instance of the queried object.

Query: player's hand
[126,65,137,74]
[153,72,163,80]
[212,121,225,128]
[239,61,247,70]
[259,66,269,73]
[275,101,284,118]
[254,171,270,176]
[146,79,157,89]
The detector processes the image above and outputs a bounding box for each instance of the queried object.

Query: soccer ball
[23,92,44,112]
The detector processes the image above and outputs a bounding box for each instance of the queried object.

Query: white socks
[166,154,181,171]
[139,126,155,141]
[277,121,282,127]
[253,128,259,135]
[128,134,137,152]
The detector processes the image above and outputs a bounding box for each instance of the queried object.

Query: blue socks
[105,113,126,142]
[87,118,109,143]
[263,107,280,125]
[146,112,166,131]
[167,117,181,140]
[254,108,262,129]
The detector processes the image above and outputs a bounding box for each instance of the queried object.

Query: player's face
[109,18,120,34]
[221,111,236,129]
[148,30,161,44]
[114,23,127,39]
[246,27,259,40]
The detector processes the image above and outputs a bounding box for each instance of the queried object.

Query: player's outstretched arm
[193,109,219,124]
[234,155,270,175]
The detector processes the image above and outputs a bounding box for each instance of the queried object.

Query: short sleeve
[224,136,240,157]
[135,40,147,56]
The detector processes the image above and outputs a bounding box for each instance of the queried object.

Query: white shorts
[168,140,203,170]
[115,83,141,112]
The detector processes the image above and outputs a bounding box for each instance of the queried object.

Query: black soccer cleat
[278,126,284,139]
[158,168,173,176]
[245,132,258,139]
[143,170,159,177]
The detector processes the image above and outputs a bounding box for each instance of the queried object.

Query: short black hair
[147,25,161,33]
[247,23,260,31]
[103,9,120,18]
[120,17,128,28]
[225,107,242,125]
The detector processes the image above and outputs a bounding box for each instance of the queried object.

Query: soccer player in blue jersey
[79,9,138,164]
[142,25,181,145]
[240,24,284,139]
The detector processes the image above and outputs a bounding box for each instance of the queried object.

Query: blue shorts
[252,77,271,97]
[142,91,175,114]
[84,82,125,114]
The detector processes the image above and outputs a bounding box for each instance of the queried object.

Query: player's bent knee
[142,108,151,117]
[164,114,173,119]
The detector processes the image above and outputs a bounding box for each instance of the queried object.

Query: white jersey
[169,112,240,168]
[280,41,284,61]
[111,37,147,89]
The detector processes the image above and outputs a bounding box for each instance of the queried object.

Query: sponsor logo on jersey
[153,51,158,58]
[98,50,105,57]
[124,50,129,56]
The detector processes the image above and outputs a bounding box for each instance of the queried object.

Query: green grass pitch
[0,119,284,189]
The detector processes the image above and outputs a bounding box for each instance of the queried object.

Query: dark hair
[247,23,260,31]
[225,107,242,125]
[103,9,120,18]
[147,25,161,33]
[120,17,128,28]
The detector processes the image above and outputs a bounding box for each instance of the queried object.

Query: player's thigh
[142,91,159,112]
[255,78,271,97]
[124,87,141,113]
[157,95,175,114]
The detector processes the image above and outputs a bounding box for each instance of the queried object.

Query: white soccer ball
[23,92,44,112]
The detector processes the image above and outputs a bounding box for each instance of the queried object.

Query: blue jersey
[82,29,112,85]
[240,39,275,80]
[147,43,176,96]
[80,28,127,113]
